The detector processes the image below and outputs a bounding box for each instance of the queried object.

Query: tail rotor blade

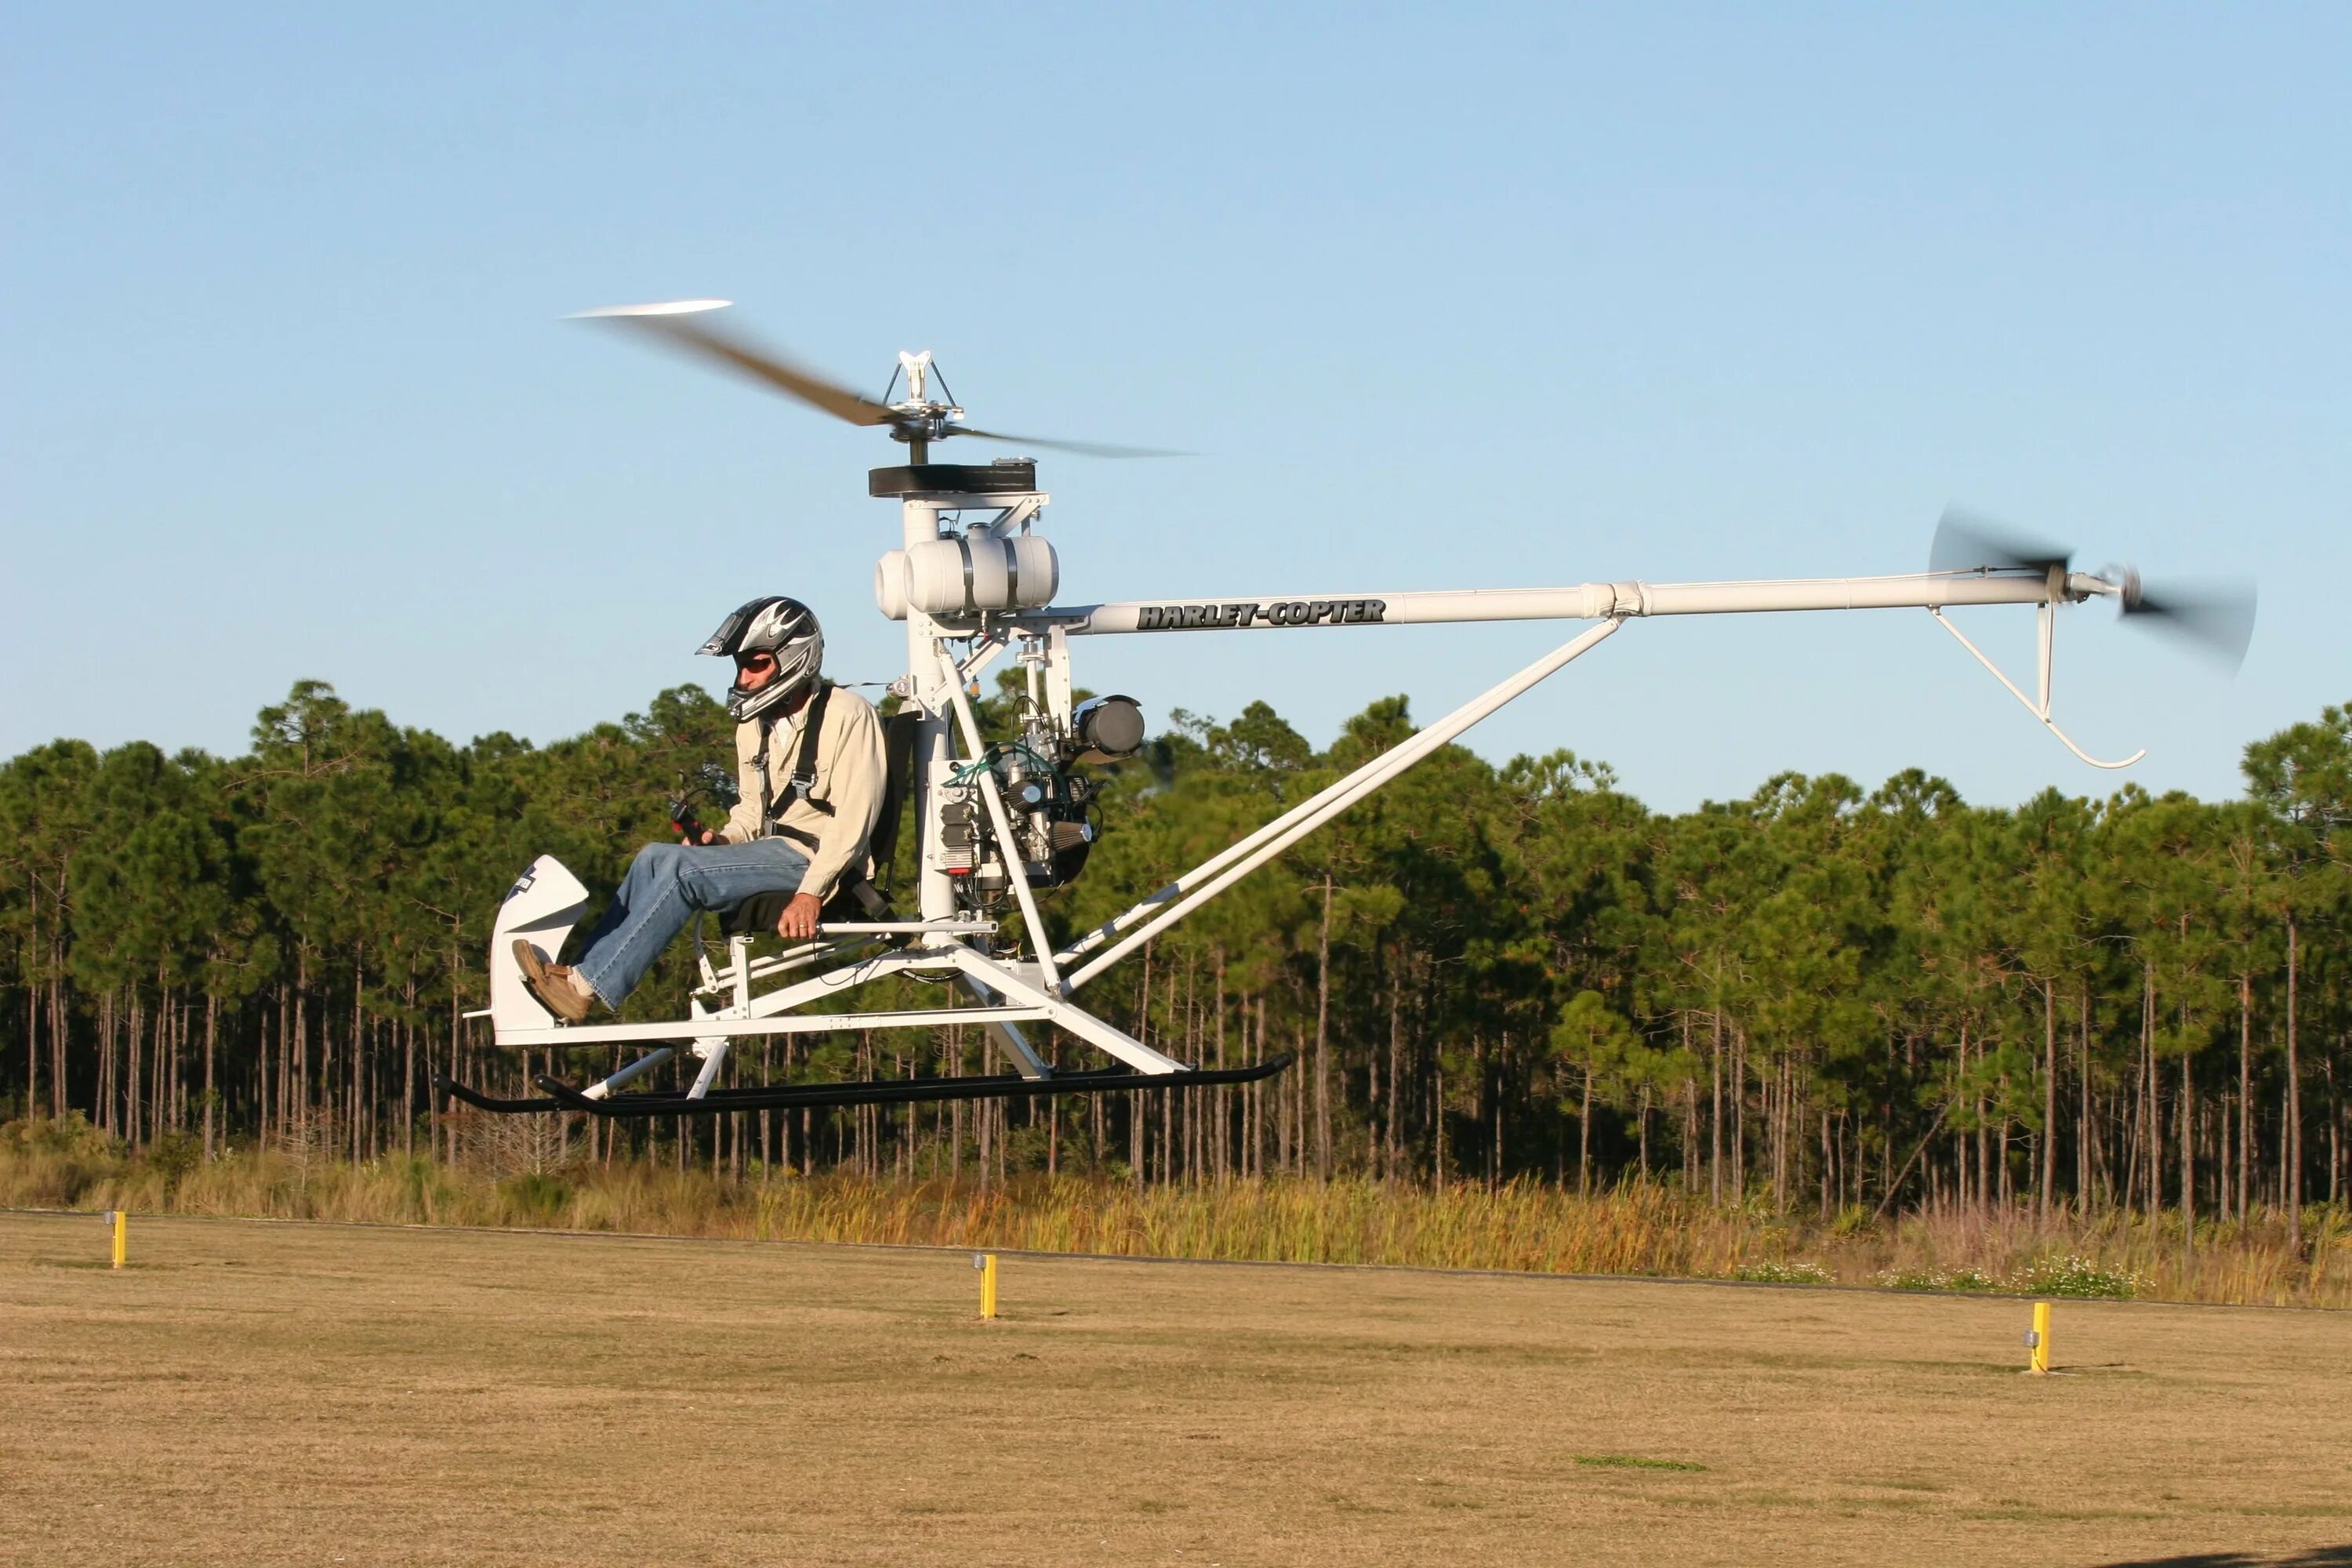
[2122,575,2257,673]
[1930,506,2074,574]
[1929,505,2079,573]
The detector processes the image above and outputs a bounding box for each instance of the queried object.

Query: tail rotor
[1933,504,2256,673]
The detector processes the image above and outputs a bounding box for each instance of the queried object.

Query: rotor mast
[889,350,952,464]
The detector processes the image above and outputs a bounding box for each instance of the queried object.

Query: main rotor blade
[2124,577,2257,673]
[1929,506,2074,575]
[948,423,1190,459]
[569,301,898,429]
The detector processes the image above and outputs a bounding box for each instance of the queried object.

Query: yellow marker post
[109,1210,127,1270]
[976,1252,1000,1320]
[2027,1300,2051,1374]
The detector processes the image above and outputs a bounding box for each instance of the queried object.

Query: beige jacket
[720,685,887,905]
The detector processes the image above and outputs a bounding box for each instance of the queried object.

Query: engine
[936,694,1145,910]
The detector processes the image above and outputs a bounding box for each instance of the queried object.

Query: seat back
[868,709,920,885]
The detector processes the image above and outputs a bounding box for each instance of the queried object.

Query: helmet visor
[698,598,769,657]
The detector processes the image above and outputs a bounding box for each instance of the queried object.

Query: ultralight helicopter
[440,300,2255,1121]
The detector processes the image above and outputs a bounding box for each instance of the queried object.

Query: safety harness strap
[756,683,835,844]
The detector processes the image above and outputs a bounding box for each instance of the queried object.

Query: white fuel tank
[880,535,1058,619]
[875,550,910,620]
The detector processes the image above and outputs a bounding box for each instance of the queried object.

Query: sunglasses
[735,652,778,673]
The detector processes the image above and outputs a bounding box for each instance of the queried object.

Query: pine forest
[4,679,2349,1300]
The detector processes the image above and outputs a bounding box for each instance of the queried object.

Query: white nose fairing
[488,855,592,1038]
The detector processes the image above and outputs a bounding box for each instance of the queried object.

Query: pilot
[514,595,886,1022]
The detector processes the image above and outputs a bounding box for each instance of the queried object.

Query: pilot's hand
[775,891,822,942]
[691,828,724,846]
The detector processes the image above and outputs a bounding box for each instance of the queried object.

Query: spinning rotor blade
[568,301,898,429]
[948,423,1189,459]
[571,300,1185,458]
[2122,573,2257,673]
[1928,504,2256,670]
[1929,506,2073,575]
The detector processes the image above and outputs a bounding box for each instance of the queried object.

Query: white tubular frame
[1057,616,1626,990]
[505,1004,1059,1049]
[1033,565,2131,994]
[1002,567,2104,637]
[941,655,1064,991]
[498,548,2132,1080]
[1925,569,2145,769]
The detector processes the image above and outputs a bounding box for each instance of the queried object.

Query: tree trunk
[2143,963,2160,1221]
[1778,1054,1794,1213]
[1314,872,1333,1181]
[2078,989,2092,1208]
[403,984,416,1161]
[2327,1054,2342,1207]
[2219,1078,2233,1224]
[2238,971,2252,1224]
[1254,997,1269,1178]
[294,954,309,1134]
[1577,1064,1593,1196]
[1214,949,1229,1182]
[1132,946,1151,1186]
[52,968,70,1118]
[203,989,218,1160]
[2040,980,2056,1219]
[1730,1025,1747,1199]
[2286,914,2303,1243]
[1386,959,1403,1181]
[1435,1060,1447,1184]
[1641,1083,1653,1185]
[126,992,143,1149]
[350,949,364,1163]
[2330,1054,2343,1207]
[2180,1047,2195,1240]
[1492,1035,1507,1187]
[22,884,37,1120]
[1710,1010,1723,1205]
[1814,1106,1828,1217]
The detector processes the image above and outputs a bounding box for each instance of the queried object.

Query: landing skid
[476,863,1298,1120]
[437,1052,1292,1119]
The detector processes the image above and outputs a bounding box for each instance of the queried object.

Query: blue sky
[5,4,2344,811]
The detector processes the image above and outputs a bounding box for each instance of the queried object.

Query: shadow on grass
[2098,1549,2352,1566]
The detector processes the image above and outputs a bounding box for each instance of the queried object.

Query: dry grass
[6,1112,2347,1310]
[3,1211,2349,1566]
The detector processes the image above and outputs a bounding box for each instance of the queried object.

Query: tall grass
[6,1115,2345,1308]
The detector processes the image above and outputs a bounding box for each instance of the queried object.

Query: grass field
[5,1213,2349,1567]
[15,1123,2347,1310]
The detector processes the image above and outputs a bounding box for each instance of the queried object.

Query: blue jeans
[570,839,809,1007]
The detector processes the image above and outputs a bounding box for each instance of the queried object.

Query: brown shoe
[513,939,593,1025]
